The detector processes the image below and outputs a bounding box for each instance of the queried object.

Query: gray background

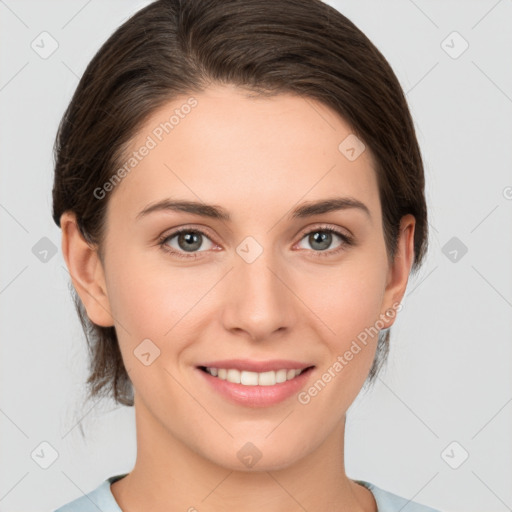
[1,1,511,511]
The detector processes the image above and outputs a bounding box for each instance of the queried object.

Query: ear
[380,214,416,327]
[60,211,114,327]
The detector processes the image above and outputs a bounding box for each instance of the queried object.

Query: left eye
[296,228,351,253]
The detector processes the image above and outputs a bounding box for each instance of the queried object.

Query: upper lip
[197,359,314,373]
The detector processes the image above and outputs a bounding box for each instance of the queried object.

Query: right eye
[158,227,216,259]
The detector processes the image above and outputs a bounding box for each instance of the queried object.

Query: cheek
[300,254,388,345]
[106,248,208,336]
[104,252,202,396]
[295,263,387,415]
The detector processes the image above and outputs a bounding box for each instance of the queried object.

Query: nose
[221,245,298,342]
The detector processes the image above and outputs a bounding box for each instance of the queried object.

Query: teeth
[241,370,258,386]
[205,367,306,385]
[226,369,241,384]
[258,371,275,386]
[276,369,287,383]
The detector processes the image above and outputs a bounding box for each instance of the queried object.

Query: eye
[158,227,216,259]
[295,225,354,257]
[158,224,354,260]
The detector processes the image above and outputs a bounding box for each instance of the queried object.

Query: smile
[196,363,315,407]
[200,367,308,386]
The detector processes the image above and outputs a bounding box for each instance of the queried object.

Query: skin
[61,84,415,512]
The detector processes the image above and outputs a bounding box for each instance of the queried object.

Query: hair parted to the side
[52,0,428,407]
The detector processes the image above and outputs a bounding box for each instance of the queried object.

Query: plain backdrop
[1,1,511,511]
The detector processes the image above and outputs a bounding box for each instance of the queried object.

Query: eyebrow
[136,196,371,222]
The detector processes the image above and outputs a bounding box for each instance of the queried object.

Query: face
[66,84,414,471]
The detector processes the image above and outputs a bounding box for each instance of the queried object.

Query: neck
[111,394,376,512]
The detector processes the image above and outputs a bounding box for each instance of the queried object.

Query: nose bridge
[222,236,296,340]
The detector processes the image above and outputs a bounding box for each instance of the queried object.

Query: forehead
[107,85,380,224]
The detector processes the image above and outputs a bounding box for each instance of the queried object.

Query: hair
[52,0,428,407]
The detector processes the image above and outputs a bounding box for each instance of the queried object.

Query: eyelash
[157,225,354,260]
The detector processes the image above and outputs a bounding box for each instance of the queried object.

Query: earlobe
[60,211,114,327]
[381,214,416,328]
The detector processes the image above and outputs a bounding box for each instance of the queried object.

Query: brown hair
[52,0,428,407]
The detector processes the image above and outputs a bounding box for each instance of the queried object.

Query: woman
[52,0,440,510]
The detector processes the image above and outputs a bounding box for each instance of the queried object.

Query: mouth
[195,360,315,407]
[198,366,314,386]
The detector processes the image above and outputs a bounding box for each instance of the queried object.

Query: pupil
[311,231,331,251]
[179,232,201,252]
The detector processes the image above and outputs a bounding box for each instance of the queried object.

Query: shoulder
[53,474,441,512]
[355,480,442,512]
[53,474,127,512]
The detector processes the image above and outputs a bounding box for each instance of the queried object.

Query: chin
[200,436,312,473]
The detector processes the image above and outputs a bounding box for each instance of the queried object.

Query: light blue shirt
[54,474,441,512]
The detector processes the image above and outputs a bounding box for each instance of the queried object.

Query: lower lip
[196,367,314,408]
